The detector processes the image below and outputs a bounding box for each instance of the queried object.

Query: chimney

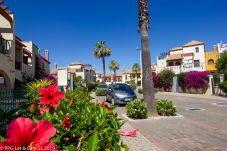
[213,46,218,52]
[45,50,49,61]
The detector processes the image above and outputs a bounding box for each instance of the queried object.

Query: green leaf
[87,131,99,151]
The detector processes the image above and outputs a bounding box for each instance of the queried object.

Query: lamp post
[136,47,142,88]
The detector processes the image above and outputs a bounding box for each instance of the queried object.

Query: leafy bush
[138,88,143,94]
[219,81,227,94]
[95,88,108,96]
[129,80,137,90]
[0,80,127,150]
[126,100,148,119]
[184,71,210,89]
[156,99,176,116]
[158,69,175,91]
[177,73,186,88]
[87,82,98,92]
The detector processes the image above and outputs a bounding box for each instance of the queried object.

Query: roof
[183,40,204,47]
[0,1,13,23]
[170,47,183,51]
[166,54,182,61]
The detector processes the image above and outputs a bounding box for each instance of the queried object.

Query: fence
[0,89,28,111]
[0,89,28,135]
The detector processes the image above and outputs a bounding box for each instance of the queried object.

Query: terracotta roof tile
[183,40,204,47]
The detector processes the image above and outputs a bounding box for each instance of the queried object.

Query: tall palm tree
[132,63,140,86]
[109,60,120,83]
[138,0,157,115]
[93,41,111,82]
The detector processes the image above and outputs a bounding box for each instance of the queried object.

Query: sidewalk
[156,92,227,101]
[121,122,160,151]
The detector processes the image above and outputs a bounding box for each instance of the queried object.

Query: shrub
[184,71,210,89]
[87,82,98,92]
[126,99,148,119]
[95,88,108,96]
[156,99,176,116]
[219,81,227,94]
[138,88,143,94]
[177,73,186,88]
[129,80,137,90]
[158,69,175,91]
[0,80,127,150]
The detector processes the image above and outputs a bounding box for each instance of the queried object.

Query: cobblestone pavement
[94,92,227,151]
[127,93,227,151]
[121,122,160,151]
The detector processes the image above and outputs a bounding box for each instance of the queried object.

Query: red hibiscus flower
[38,105,50,115]
[101,101,110,110]
[38,85,64,108]
[62,116,72,129]
[0,117,57,151]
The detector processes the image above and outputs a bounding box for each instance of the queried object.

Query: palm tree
[132,63,140,86]
[109,60,120,83]
[93,41,111,82]
[138,0,157,115]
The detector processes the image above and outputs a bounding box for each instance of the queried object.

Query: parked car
[106,83,137,105]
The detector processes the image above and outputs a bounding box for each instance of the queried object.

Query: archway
[0,69,12,89]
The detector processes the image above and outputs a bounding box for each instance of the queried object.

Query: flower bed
[0,80,127,150]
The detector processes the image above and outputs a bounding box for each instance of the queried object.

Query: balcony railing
[22,63,33,76]
[0,36,10,55]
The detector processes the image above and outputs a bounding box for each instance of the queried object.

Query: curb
[121,114,184,122]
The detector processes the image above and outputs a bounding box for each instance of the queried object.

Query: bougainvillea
[184,71,210,89]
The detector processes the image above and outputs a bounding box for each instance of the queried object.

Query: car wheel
[111,98,115,105]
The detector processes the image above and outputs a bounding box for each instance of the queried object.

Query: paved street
[95,92,227,151]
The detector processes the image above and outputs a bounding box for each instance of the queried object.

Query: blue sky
[5,0,227,73]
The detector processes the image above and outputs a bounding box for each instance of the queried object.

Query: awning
[166,54,182,61]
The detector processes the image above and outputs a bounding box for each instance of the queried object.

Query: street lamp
[136,47,142,88]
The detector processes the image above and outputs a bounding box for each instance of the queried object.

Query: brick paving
[94,92,227,151]
[121,122,160,151]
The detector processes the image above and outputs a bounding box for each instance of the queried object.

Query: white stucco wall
[57,69,68,86]
[182,44,205,71]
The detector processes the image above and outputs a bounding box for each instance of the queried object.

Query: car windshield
[98,84,108,88]
[113,84,133,91]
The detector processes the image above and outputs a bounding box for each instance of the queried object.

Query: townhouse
[0,3,50,89]
[157,40,206,74]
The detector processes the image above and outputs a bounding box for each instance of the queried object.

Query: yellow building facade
[204,48,218,72]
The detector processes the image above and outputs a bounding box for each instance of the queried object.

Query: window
[208,59,214,65]
[195,47,199,53]
[125,75,128,80]
[194,60,200,67]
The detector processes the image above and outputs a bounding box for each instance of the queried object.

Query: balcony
[22,63,34,77]
[0,36,10,55]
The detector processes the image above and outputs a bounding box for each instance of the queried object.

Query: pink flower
[38,85,64,108]
[0,117,57,151]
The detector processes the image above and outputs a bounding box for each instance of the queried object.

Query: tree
[109,60,120,83]
[132,63,140,86]
[93,41,111,82]
[216,51,227,74]
[138,0,157,115]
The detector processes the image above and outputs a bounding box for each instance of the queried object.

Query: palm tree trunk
[114,70,116,83]
[140,23,157,115]
[102,57,106,82]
